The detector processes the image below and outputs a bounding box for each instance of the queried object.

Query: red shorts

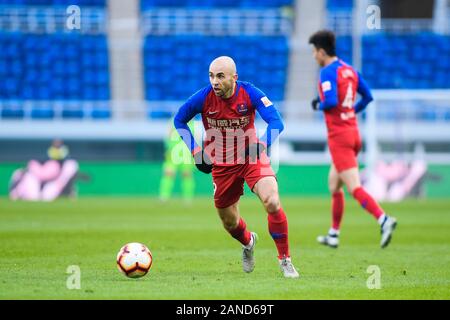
[328,130,362,172]
[212,152,275,208]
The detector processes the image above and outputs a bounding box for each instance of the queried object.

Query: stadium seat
[62,108,85,119]
[0,32,111,120]
[148,110,173,119]
[0,33,110,101]
[91,107,111,119]
[336,36,352,64]
[327,0,353,10]
[1,105,25,119]
[361,34,450,89]
[143,35,289,104]
[31,107,55,119]
[0,0,106,6]
[140,0,294,10]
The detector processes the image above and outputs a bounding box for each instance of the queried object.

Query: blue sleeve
[319,68,338,110]
[174,86,209,153]
[354,72,374,114]
[245,83,284,148]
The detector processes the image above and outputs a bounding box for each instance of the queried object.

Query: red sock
[352,187,384,220]
[268,208,290,259]
[332,190,345,230]
[228,218,251,246]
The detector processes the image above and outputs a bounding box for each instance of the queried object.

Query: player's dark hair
[309,30,336,57]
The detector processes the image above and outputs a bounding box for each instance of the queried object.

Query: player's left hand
[245,142,266,162]
[311,97,320,111]
[193,150,213,174]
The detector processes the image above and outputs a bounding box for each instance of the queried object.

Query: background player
[47,139,69,163]
[159,118,195,203]
[174,56,299,278]
[308,30,397,249]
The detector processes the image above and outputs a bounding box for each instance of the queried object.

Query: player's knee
[262,194,280,213]
[328,177,342,193]
[164,170,175,177]
[222,216,239,231]
[346,182,361,194]
[328,184,341,194]
[181,171,192,178]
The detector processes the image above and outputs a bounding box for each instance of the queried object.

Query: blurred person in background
[47,139,69,163]
[159,118,195,203]
[10,139,80,201]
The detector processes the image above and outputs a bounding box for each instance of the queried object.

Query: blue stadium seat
[0,33,110,101]
[143,35,289,103]
[149,110,173,119]
[31,107,54,119]
[0,32,111,120]
[361,34,450,89]
[62,108,84,119]
[141,0,293,10]
[91,107,111,119]
[0,0,106,6]
[1,103,25,119]
[444,110,450,121]
[336,36,352,64]
[327,0,353,10]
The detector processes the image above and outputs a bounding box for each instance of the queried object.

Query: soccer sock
[352,187,384,220]
[228,218,252,246]
[268,208,290,259]
[331,190,345,231]
[328,227,340,236]
[181,174,194,201]
[378,214,387,226]
[159,173,175,200]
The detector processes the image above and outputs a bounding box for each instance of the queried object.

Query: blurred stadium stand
[0,0,106,5]
[143,35,289,102]
[140,1,293,117]
[0,34,109,101]
[326,0,353,10]
[0,0,449,165]
[0,0,110,120]
[363,33,450,89]
[327,0,450,89]
[140,0,294,9]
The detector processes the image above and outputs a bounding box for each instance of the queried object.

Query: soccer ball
[116,242,153,278]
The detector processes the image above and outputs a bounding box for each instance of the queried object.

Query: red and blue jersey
[174,81,284,166]
[318,59,373,137]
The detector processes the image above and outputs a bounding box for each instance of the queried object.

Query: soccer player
[174,56,299,278]
[159,118,195,203]
[308,30,397,249]
[47,139,69,162]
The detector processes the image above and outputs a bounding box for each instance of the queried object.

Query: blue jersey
[318,59,373,136]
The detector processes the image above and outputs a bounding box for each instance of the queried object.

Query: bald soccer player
[174,56,299,278]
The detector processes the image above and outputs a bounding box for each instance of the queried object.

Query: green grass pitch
[0,196,449,299]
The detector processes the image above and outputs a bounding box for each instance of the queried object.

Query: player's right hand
[193,150,213,174]
[311,97,320,111]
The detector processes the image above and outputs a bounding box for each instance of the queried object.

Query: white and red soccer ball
[116,242,152,278]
